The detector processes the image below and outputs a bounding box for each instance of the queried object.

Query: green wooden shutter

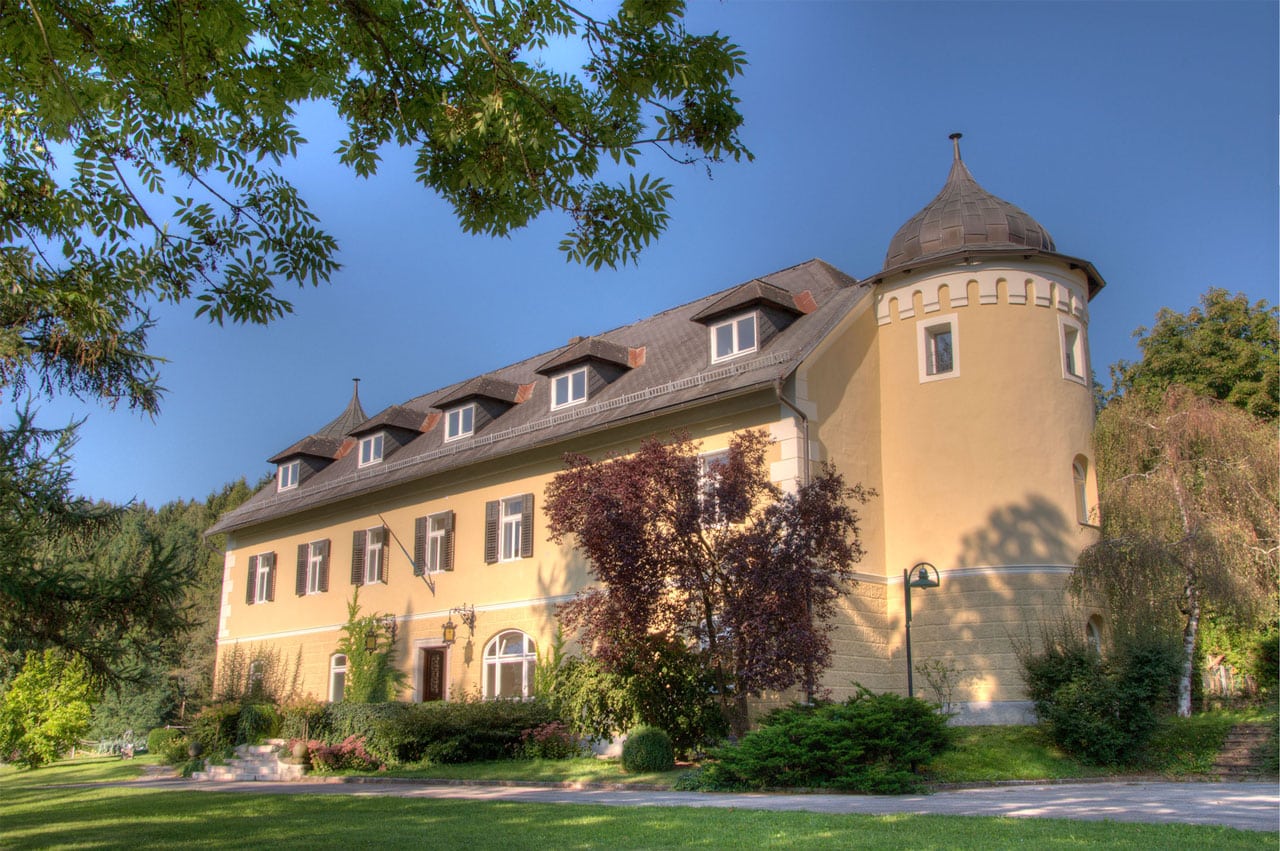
[265,553,277,601]
[413,516,427,576]
[351,529,366,585]
[245,555,258,605]
[442,511,455,571]
[520,493,534,558]
[318,540,330,592]
[373,527,386,583]
[296,544,308,596]
[484,500,499,564]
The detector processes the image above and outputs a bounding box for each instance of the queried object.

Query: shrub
[307,735,384,773]
[191,702,242,753]
[1021,628,1180,766]
[236,702,279,744]
[375,699,558,765]
[146,727,181,755]
[1252,630,1279,695]
[621,726,674,773]
[161,735,192,765]
[700,689,950,794]
[521,722,584,760]
[279,697,330,743]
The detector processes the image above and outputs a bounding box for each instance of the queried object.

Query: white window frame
[916,314,959,382]
[358,432,385,467]
[364,527,384,584]
[1060,316,1087,385]
[277,460,300,491]
[499,496,523,562]
[551,366,588,410]
[306,541,324,595]
[483,630,536,700]
[709,313,758,363]
[426,514,448,573]
[698,449,731,524]
[445,404,475,442]
[329,653,348,702]
[254,553,273,603]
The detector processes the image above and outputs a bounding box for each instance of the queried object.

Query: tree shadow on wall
[955,494,1080,575]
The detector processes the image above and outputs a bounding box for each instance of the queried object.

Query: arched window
[1072,456,1090,524]
[483,630,536,700]
[329,653,348,702]
[1086,616,1103,655]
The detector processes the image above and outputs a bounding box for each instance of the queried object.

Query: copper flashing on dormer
[534,337,634,375]
[690,279,802,324]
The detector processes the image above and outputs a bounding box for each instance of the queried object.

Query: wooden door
[421,647,446,702]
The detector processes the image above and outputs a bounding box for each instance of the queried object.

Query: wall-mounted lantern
[904,562,941,698]
[441,618,457,645]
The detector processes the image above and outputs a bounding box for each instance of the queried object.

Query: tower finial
[949,132,963,162]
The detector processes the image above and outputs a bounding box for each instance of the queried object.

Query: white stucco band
[874,262,1090,326]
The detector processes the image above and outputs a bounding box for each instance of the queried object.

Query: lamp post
[904,562,940,698]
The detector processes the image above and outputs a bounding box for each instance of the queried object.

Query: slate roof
[534,337,633,375]
[209,258,867,535]
[351,405,430,436]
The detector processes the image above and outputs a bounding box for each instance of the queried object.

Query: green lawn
[1,755,1274,850]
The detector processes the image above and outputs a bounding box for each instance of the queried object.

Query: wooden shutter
[265,553,277,601]
[413,516,427,576]
[318,540,330,592]
[520,493,534,558]
[442,511,455,571]
[245,555,258,605]
[484,500,499,564]
[296,544,308,596]
[351,529,366,585]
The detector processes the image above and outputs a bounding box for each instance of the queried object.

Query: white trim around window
[916,314,959,383]
[358,432,385,467]
[483,630,536,699]
[710,313,758,363]
[445,404,475,442]
[277,459,300,491]
[329,653,348,702]
[551,366,588,410]
[1059,316,1088,385]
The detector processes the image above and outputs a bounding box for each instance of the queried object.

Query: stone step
[1211,723,1275,779]
[192,740,307,782]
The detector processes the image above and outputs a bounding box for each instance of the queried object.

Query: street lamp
[904,562,940,698]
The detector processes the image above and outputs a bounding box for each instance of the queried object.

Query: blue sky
[29,1,1280,507]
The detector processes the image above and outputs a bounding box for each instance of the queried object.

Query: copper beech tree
[544,430,872,734]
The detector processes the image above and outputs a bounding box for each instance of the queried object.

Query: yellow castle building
[210,136,1105,724]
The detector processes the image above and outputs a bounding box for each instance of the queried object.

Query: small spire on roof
[950,132,963,162]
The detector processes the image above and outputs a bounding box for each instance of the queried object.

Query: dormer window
[551,367,588,410]
[710,313,757,363]
[358,432,384,467]
[277,460,300,491]
[445,404,475,442]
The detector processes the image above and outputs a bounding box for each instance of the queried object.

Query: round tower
[872,134,1105,723]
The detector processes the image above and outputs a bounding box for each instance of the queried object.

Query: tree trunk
[1177,584,1199,718]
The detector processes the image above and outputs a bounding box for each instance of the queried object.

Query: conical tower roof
[884,134,1055,270]
[316,379,368,439]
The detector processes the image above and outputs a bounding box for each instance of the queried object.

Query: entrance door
[421,647,447,702]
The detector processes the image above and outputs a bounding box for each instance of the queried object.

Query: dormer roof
[535,337,633,375]
[267,379,366,463]
[690,279,803,325]
[351,405,430,436]
[434,376,524,408]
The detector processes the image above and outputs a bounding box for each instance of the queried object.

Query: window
[277,460,300,491]
[483,630,536,699]
[1086,617,1103,655]
[350,527,386,585]
[329,654,348,702]
[445,404,475,441]
[484,494,533,564]
[248,660,265,700]
[358,432,384,467]
[245,553,275,604]
[1061,317,1086,383]
[710,313,758,362]
[699,450,731,524]
[1073,456,1091,524]
[414,511,455,574]
[551,367,588,410]
[917,315,959,382]
[296,540,330,595]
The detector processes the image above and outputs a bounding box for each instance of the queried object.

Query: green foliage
[620,725,674,773]
[1020,628,1181,766]
[214,643,302,705]
[373,699,559,765]
[235,703,279,745]
[541,640,726,755]
[1110,288,1278,420]
[698,689,951,793]
[189,702,243,754]
[145,727,180,756]
[0,650,95,767]
[278,697,329,744]
[335,592,406,703]
[1251,630,1279,695]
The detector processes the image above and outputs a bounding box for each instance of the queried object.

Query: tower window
[1060,317,1087,383]
[917,315,959,382]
